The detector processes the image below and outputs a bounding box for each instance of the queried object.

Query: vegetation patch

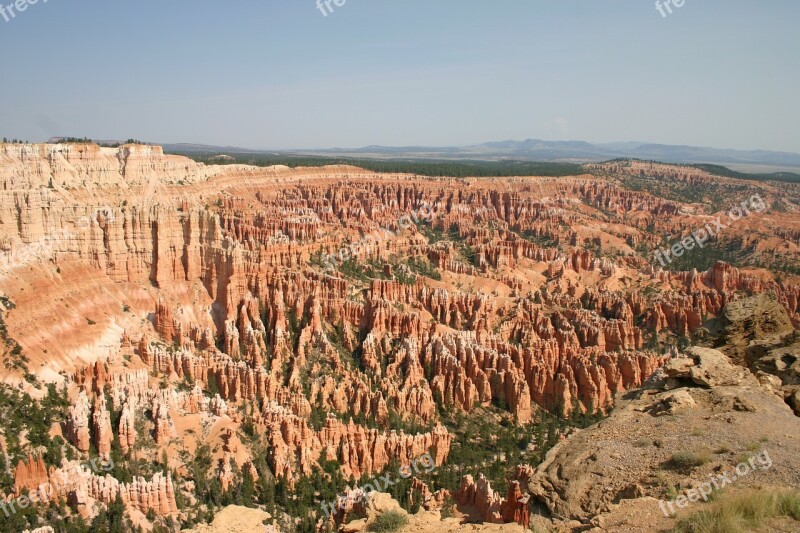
[173,151,585,178]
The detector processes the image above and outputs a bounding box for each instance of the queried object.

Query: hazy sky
[1,1,798,152]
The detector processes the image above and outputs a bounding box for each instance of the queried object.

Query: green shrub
[669,449,712,470]
[369,510,409,532]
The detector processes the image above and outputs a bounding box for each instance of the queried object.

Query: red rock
[13,454,49,497]
[65,391,92,453]
[118,400,137,454]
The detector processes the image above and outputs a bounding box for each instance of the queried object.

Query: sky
[1,1,799,152]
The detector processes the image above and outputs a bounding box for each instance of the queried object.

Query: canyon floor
[0,143,798,532]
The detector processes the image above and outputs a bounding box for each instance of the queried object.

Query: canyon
[0,143,799,532]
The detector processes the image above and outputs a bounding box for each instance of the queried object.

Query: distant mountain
[625,143,800,167]
[294,139,800,170]
[162,143,265,154]
[161,139,800,172]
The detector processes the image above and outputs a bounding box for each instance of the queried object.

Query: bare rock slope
[527,340,800,531]
[711,292,800,415]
